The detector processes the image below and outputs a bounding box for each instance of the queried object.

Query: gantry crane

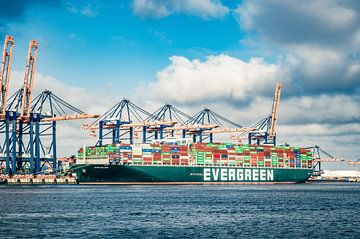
[232,82,282,145]
[269,81,282,138]
[144,103,192,139]
[0,36,99,175]
[164,107,250,143]
[83,101,253,144]
[0,35,14,118]
[309,145,360,171]
[82,99,177,145]
[20,40,38,119]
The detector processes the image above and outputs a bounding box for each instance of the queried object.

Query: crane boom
[40,114,100,122]
[82,120,177,130]
[0,35,14,116]
[20,39,38,118]
[269,81,282,137]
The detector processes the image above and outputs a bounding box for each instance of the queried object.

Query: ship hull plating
[74,164,313,184]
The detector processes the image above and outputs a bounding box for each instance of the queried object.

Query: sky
[0,0,359,167]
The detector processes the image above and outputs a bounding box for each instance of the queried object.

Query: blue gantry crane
[177,107,247,143]
[0,35,98,175]
[145,103,192,140]
[82,99,177,145]
[83,100,251,145]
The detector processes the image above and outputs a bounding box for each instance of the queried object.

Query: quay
[0,174,78,185]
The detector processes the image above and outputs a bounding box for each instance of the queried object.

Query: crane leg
[5,111,10,174]
[142,126,146,143]
[35,114,40,174]
[11,111,16,174]
[52,121,57,173]
[29,114,34,174]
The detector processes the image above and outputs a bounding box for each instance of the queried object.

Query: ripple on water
[0,183,359,238]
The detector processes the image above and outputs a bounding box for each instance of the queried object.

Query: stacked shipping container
[77,142,313,169]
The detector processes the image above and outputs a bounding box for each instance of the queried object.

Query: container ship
[72,140,313,184]
[71,82,314,184]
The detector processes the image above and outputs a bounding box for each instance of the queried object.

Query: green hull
[74,164,313,184]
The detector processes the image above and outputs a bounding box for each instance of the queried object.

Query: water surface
[0,183,359,238]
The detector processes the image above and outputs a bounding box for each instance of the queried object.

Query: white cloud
[138,54,287,105]
[66,2,98,18]
[277,123,360,161]
[148,29,172,44]
[235,0,357,43]
[235,0,360,94]
[68,33,85,45]
[132,0,229,19]
[80,4,97,18]
[134,53,360,160]
[346,64,360,79]
[281,94,360,125]
[286,44,344,78]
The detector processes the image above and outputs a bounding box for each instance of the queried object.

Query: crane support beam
[0,35,14,116]
[172,127,255,136]
[269,81,282,137]
[203,128,256,134]
[20,39,38,118]
[82,120,177,130]
[39,114,100,122]
[131,124,222,134]
[164,124,219,131]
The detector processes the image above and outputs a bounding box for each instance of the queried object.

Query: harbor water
[0,183,359,238]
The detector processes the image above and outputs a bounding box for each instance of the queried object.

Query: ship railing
[79,156,312,169]
[125,161,311,169]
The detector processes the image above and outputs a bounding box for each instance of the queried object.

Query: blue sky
[0,0,359,163]
[1,0,246,92]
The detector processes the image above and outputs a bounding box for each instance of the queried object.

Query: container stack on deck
[77,142,313,169]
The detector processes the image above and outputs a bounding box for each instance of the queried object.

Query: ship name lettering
[267,169,274,181]
[253,169,259,181]
[212,168,219,181]
[260,170,266,181]
[237,169,243,181]
[203,168,274,182]
[203,168,211,181]
[245,169,251,180]
[220,168,228,181]
[228,169,236,180]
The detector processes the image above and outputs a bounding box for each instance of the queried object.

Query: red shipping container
[213,153,221,159]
